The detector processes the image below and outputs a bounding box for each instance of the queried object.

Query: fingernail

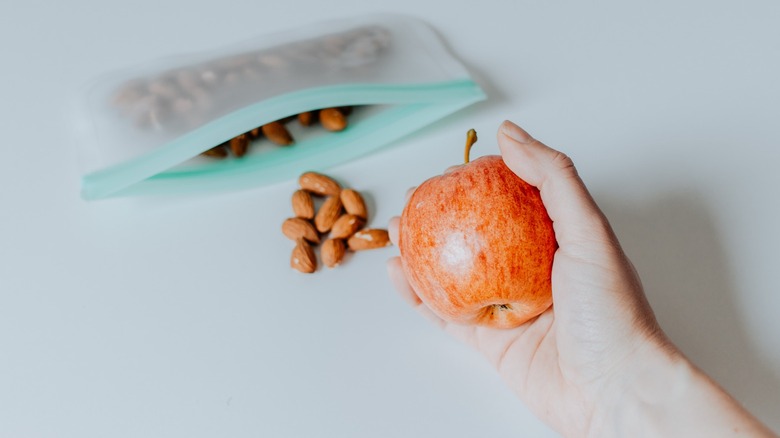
[501,120,534,144]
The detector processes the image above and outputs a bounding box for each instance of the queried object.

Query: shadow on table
[599,191,780,430]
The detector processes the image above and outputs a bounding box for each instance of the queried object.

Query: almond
[347,229,391,251]
[321,238,346,268]
[282,217,320,244]
[299,172,341,196]
[202,144,228,158]
[330,214,365,239]
[292,190,315,220]
[262,121,294,145]
[229,133,249,157]
[319,108,347,132]
[340,189,367,219]
[315,195,343,233]
[297,111,315,126]
[291,239,316,273]
[248,127,261,139]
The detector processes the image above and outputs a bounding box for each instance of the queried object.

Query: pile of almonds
[283,171,390,273]
[203,107,352,158]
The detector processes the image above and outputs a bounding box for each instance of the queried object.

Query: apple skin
[398,155,557,329]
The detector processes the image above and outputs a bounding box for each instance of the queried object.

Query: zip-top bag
[74,14,486,200]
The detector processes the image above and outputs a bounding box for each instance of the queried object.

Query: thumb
[497,120,613,250]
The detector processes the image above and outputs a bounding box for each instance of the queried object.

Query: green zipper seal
[81,79,485,200]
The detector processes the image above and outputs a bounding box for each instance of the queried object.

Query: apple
[398,130,557,329]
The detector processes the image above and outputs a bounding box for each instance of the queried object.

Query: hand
[386,121,775,437]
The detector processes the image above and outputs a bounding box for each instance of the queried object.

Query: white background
[1,1,779,437]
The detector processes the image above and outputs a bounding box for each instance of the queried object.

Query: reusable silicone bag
[74,14,486,200]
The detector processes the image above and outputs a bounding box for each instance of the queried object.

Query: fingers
[389,216,400,246]
[392,186,414,246]
[387,256,421,306]
[405,186,417,204]
[386,257,445,328]
[497,120,613,249]
[387,254,480,346]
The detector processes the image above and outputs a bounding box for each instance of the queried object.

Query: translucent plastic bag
[74,14,486,200]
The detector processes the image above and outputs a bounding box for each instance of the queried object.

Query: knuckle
[549,150,577,175]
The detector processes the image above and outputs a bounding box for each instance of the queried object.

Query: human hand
[386,121,775,437]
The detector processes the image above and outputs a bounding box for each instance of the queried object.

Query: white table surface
[1,1,779,436]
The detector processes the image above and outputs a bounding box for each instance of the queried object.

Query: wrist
[588,337,688,437]
[589,336,775,438]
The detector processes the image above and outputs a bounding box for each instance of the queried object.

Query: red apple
[398,130,557,329]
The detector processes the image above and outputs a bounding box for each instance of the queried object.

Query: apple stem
[464,129,478,164]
